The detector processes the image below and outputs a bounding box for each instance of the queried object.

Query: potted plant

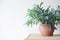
[25,2,60,36]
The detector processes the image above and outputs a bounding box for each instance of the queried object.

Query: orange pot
[39,24,54,36]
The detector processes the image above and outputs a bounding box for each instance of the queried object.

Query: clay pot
[39,24,54,36]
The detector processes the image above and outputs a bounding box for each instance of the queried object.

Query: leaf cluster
[26,2,60,29]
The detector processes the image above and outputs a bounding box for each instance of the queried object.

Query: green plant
[25,2,60,29]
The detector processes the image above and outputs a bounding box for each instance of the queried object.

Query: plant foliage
[25,2,60,29]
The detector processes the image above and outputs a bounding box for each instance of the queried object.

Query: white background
[0,0,60,40]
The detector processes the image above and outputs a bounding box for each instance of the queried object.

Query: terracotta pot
[39,24,54,36]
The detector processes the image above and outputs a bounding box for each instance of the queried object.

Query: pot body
[39,24,54,36]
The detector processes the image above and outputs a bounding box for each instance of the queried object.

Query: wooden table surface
[25,34,60,40]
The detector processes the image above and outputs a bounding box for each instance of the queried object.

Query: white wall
[0,0,60,40]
